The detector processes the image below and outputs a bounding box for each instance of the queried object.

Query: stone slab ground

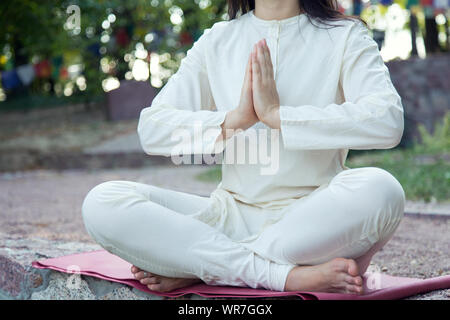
[1,166,449,299]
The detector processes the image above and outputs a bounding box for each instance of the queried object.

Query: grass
[196,113,450,203]
[196,165,222,183]
[347,149,449,203]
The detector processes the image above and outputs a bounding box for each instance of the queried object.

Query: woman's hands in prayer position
[220,49,259,140]
[251,38,281,129]
[220,39,280,141]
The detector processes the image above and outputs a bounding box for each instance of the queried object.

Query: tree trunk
[424,15,439,54]
[410,11,418,57]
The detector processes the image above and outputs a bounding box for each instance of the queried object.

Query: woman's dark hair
[226,0,367,29]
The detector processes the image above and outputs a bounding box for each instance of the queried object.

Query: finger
[244,53,250,80]
[241,53,252,97]
[248,51,253,84]
[263,39,271,61]
[263,39,274,78]
[262,42,273,79]
[256,41,268,80]
[251,49,260,85]
[260,39,270,66]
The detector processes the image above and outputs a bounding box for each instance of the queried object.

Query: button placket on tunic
[268,21,280,80]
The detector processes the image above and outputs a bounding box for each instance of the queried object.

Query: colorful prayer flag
[16,64,35,86]
[1,70,21,90]
[433,0,449,8]
[407,0,420,8]
[380,0,394,5]
[420,0,433,5]
[34,60,51,78]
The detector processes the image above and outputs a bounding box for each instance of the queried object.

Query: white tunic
[137,9,404,242]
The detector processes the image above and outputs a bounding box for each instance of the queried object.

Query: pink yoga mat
[32,249,450,300]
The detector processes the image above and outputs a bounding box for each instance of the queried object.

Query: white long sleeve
[279,21,404,150]
[135,9,406,208]
[137,27,227,157]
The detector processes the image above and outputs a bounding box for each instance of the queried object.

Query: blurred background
[0,1,449,301]
[0,0,449,204]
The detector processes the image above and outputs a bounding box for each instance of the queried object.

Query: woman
[82,0,405,294]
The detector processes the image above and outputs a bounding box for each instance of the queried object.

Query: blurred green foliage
[412,112,450,155]
[0,0,227,107]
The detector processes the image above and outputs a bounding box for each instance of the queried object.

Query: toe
[346,284,363,294]
[131,266,140,274]
[148,284,162,292]
[344,275,358,285]
[137,271,155,280]
[347,259,360,277]
[141,277,160,285]
[135,271,148,280]
[158,281,178,293]
[354,275,363,286]
[345,274,363,286]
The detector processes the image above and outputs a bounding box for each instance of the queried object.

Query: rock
[0,232,196,300]
[29,272,165,300]
[0,232,101,299]
[31,273,96,300]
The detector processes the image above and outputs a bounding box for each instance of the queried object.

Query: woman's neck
[254,0,303,21]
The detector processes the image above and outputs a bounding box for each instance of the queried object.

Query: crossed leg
[242,167,405,292]
[81,167,405,294]
[82,180,294,292]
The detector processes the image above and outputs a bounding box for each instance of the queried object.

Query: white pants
[81,167,405,292]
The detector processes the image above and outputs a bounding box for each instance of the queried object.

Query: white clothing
[137,9,404,217]
[82,10,406,291]
[82,167,405,291]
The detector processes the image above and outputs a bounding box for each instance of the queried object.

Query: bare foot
[131,265,202,292]
[284,258,364,294]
